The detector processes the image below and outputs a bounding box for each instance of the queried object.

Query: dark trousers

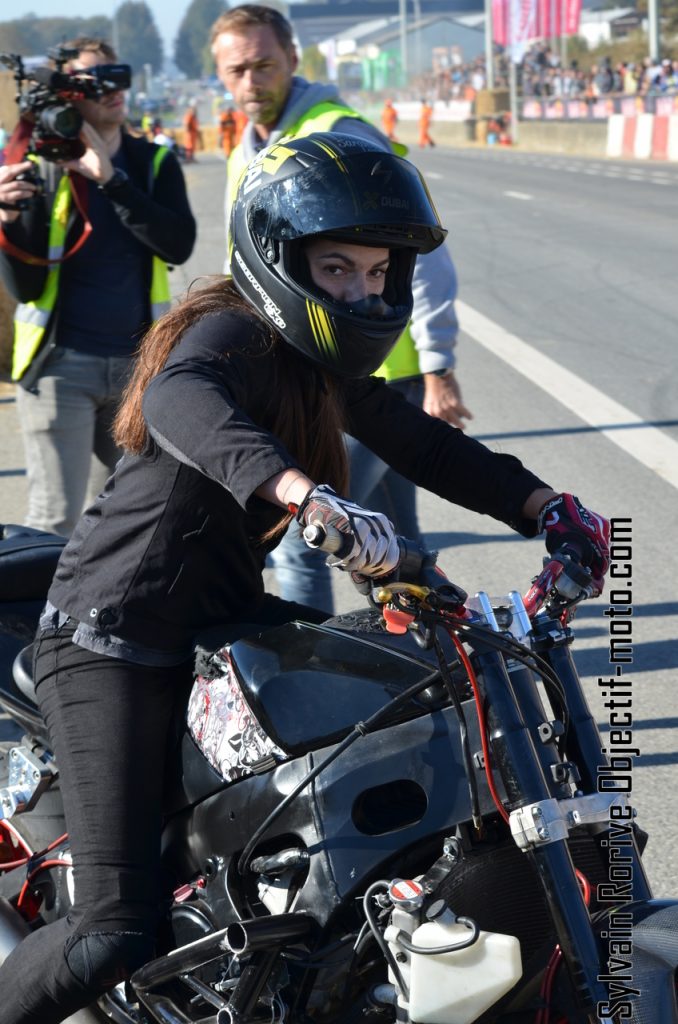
[0,597,325,1023]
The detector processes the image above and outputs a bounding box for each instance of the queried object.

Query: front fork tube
[542,639,652,903]
[472,646,612,1017]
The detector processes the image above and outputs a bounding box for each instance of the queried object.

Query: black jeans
[0,597,324,1023]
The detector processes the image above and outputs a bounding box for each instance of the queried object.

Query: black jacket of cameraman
[0,131,196,386]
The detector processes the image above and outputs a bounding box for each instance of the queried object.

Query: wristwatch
[98,168,129,196]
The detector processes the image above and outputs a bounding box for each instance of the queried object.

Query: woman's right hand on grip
[296,484,400,577]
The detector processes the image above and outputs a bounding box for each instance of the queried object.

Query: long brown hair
[114,278,349,538]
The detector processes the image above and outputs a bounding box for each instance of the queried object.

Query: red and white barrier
[607,113,678,161]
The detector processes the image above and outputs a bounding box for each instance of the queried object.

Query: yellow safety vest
[12,146,172,382]
[226,103,418,382]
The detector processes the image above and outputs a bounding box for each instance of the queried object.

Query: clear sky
[17,0,188,53]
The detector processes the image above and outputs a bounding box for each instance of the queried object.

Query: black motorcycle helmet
[230,132,447,378]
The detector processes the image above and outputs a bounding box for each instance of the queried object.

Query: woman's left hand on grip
[296,484,400,577]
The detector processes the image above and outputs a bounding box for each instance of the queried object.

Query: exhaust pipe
[132,924,232,993]
[133,912,317,993]
[225,913,316,954]
[218,916,317,1024]
[133,914,317,1024]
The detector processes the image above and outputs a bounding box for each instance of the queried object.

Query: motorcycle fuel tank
[185,619,454,787]
[228,620,451,755]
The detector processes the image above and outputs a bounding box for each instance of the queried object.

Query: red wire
[575,869,591,907]
[16,857,72,911]
[0,822,69,876]
[448,629,510,825]
[0,819,34,871]
[536,946,563,1024]
[536,872,592,1023]
[0,855,32,872]
[0,819,33,856]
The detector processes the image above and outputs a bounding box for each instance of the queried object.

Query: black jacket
[0,132,196,381]
[48,309,547,653]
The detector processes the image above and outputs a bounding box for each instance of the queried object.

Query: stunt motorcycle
[0,520,677,1024]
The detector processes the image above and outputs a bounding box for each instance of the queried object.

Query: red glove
[537,493,610,590]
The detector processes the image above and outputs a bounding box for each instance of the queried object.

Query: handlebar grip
[304,524,413,570]
[546,535,594,568]
[302,521,353,559]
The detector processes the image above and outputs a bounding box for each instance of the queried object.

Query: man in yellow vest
[0,37,196,537]
[211,5,471,611]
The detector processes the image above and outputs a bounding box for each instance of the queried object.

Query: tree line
[0,0,228,79]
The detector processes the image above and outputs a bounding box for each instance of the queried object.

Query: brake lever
[302,524,468,626]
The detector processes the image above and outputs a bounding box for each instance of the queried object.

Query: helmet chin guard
[230,132,447,378]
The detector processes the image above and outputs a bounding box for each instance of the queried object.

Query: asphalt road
[1,148,677,894]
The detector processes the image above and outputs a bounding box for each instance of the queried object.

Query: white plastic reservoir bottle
[407,918,522,1024]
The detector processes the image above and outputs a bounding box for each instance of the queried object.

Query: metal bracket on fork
[0,746,55,820]
[510,792,629,850]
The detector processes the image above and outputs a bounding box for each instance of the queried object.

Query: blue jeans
[269,378,424,613]
[16,347,133,536]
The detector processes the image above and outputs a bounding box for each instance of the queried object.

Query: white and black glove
[296,484,401,577]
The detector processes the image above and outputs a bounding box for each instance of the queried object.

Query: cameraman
[0,37,196,536]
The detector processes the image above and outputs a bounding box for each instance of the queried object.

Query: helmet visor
[247,150,446,254]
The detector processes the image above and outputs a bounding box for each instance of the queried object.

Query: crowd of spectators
[519,45,678,98]
[417,43,678,103]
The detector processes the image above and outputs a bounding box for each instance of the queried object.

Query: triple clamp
[510,792,628,850]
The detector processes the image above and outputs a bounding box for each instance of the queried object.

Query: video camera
[0,45,131,163]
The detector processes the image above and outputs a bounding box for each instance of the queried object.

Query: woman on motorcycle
[0,133,610,1024]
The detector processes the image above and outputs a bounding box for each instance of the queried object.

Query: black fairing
[229,620,455,755]
[163,620,495,928]
[165,701,496,927]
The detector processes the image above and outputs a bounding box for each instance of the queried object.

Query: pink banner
[522,100,543,118]
[621,96,642,116]
[536,0,582,37]
[567,100,588,118]
[656,96,678,116]
[493,0,535,48]
[494,0,582,47]
[592,98,614,118]
[546,100,568,118]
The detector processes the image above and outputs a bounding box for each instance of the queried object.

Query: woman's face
[304,238,390,304]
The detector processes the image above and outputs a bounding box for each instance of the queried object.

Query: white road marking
[426,172,443,179]
[504,190,533,200]
[458,301,678,491]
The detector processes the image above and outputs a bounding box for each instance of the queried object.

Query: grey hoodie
[226,76,459,371]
